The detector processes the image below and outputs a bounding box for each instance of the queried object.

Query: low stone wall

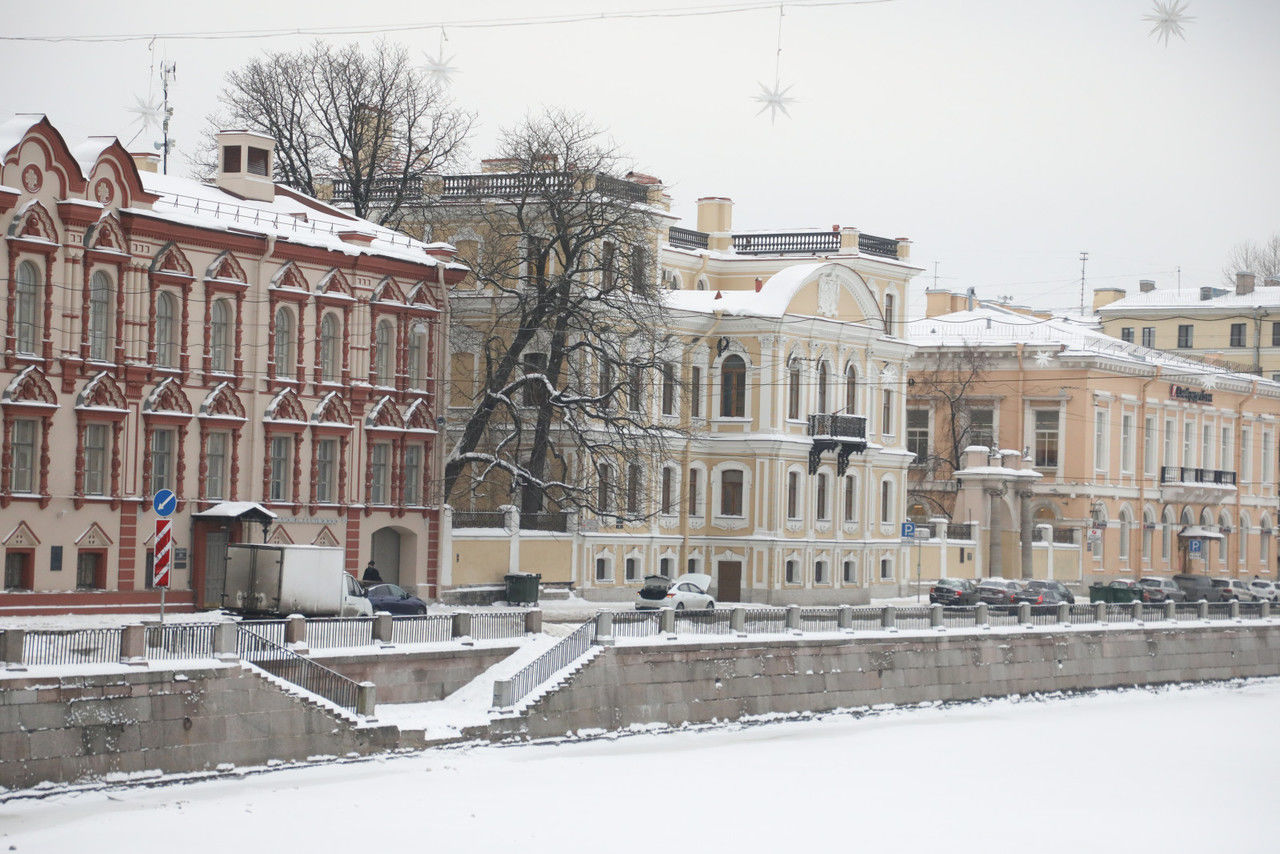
[313,645,518,704]
[0,664,399,790]
[495,624,1280,740]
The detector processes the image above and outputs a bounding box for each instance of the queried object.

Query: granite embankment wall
[0,664,399,790]
[314,645,517,704]
[495,624,1280,740]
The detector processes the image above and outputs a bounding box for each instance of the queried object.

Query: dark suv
[1023,579,1075,604]
[1171,573,1222,603]
[930,578,978,605]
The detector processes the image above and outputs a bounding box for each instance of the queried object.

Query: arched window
[374,318,394,384]
[1219,512,1232,568]
[89,270,113,361]
[209,298,231,372]
[816,472,829,520]
[884,293,896,335]
[845,363,858,415]
[720,354,745,418]
[14,261,39,355]
[320,313,341,382]
[880,478,893,524]
[817,361,829,414]
[273,306,294,377]
[1142,507,1154,562]
[1261,516,1272,568]
[153,291,177,368]
[1118,507,1131,561]
[1162,507,1174,561]
[787,359,801,420]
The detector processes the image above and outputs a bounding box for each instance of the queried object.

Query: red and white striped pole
[155,518,172,624]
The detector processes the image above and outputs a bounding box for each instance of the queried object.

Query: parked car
[635,573,715,610]
[1138,577,1186,603]
[976,580,1021,610]
[1212,578,1258,602]
[1092,579,1164,604]
[930,578,979,606]
[1247,579,1280,602]
[1013,586,1067,606]
[1023,579,1075,604]
[1172,573,1222,602]
[364,583,428,615]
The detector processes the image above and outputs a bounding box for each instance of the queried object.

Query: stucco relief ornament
[1033,350,1054,368]
[94,179,114,205]
[817,272,839,317]
[21,165,41,193]
[1144,1,1194,46]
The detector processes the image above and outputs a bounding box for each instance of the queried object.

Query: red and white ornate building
[0,117,464,614]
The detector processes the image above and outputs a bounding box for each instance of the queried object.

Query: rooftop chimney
[1139,279,1156,293]
[1200,286,1215,301]
[1092,287,1126,311]
[695,197,733,234]
[1236,271,1257,296]
[1265,276,1280,288]
[131,152,160,173]
[214,130,276,203]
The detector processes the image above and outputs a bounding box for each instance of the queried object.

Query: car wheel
[416,605,427,616]
[675,602,686,610]
[706,600,715,611]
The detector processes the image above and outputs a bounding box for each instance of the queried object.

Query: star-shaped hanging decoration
[880,364,898,384]
[1200,372,1218,391]
[422,52,460,86]
[1144,0,1195,46]
[752,80,796,124]
[1033,350,1055,368]
[125,94,165,145]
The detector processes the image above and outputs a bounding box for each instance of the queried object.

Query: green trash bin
[505,572,541,605]
[1088,583,1110,603]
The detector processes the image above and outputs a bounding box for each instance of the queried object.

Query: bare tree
[1222,232,1280,285]
[435,109,677,520]
[203,40,473,227]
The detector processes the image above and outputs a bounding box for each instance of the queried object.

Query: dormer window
[223,146,241,173]
[247,147,269,176]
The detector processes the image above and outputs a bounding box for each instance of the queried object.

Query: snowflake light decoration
[125,94,165,145]
[1033,350,1055,368]
[879,364,898,384]
[1200,372,1218,391]
[752,80,796,124]
[1144,0,1194,46]
[422,52,459,86]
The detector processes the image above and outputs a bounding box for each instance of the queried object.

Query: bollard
[660,606,676,635]
[730,607,746,636]
[120,624,147,665]
[214,622,239,661]
[1132,601,1143,623]
[285,614,308,649]
[373,612,394,646]
[785,604,802,633]
[492,679,514,710]
[1198,599,1209,621]
[930,603,944,629]
[881,605,896,631]
[1017,602,1031,625]
[356,681,377,718]
[2,628,25,671]
[1056,602,1069,624]
[1164,600,1176,622]
[595,611,614,646]
[1230,600,1240,621]
[524,608,543,635]
[1094,601,1107,624]
[975,602,989,628]
[1262,600,1271,620]
[838,604,854,631]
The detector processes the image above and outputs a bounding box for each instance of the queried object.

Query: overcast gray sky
[6,0,1278,314]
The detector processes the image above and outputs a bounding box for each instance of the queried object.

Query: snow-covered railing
[13,627,122,666]
[390,614,453,644]
[237,625,364,715]
[470,611,528,640]
[307,617,375,649]
[492,621,598,710]
[144,624,217,660]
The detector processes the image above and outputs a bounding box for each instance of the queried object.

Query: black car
[1023,579,1075,604]
[1013,586,1066,606]
[930,578,978,605]
[364,583,429,615]
[976,580,1021,609]
[1171,573,1222,603]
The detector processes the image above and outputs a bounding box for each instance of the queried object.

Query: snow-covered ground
[4,679,1277,853]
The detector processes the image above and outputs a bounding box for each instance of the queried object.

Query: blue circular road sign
[153,489,177,517]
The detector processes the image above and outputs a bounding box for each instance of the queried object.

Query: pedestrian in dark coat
[363,561,383,584]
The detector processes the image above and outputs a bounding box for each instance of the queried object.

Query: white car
[635,573,716,610]
[1212,578,1258,602]
[1247,579,1280,602]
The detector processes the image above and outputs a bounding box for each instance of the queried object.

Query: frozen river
[4,679,1278,853]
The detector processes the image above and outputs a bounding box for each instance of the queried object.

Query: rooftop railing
[1159,466,1237,485]
[667,226,709,250]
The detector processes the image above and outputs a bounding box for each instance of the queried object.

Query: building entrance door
[716,561,742,603]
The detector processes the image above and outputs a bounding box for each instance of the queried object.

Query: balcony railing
[668,226,709,250]
[442,172,572,198]
[452,510,508,529]
[857,233,899,258]
[1159,466,1237,486]
[807,413,867,440]
[593,173,649,204]
[330,177,423,203]
[520,512,569,533]
[734,231,840,255]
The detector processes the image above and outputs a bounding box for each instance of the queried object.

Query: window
[690,366,702,418]
[599,358,614,408]
[1264,431,1274,484]
[89,271,113,361]
[247,146,269,176]
[601,241,615,288]
[524,236,547,289]
[315,438,337,504]
[595,556,611,582]
[687,468,700,516]
[1034,409,1059,468]
[1273,322,1280,347]
[268,435,291,501]
[320,313,341,382]
[273,306,294,377]
[1143,416,1155,476]
[1222,426,1232,473]
[1177,325,1193,348]
[1183,421,1195,467]
[1262,520,1272,567]
[720,355,745,417]
[1163,418,1175,468]
[787,471,800,519]
[1241,427,1252,483]
[845,364,858,414]
[785,559,798,584]
[816,361,829,414]
[10,419,37,493]
[1202,424,1213,469]
[223,145,241,172]
[152,290,177,368]
[1230,323,1246,348]
[4,552,31,591]
[1142,510,1154,562]
[625,557,639,582]
[814,560,828,584]
[629,245,649,295]
[1094,409,1108,471]
[1141,327,1155,348]
[880,479,893,524]
[880,557,893,580]
[522,353,547,407]
[374,318,395,385]
[787,359,801,420]
[626,463,642,515]
[408,325,427,389]
[1118,510,1131,561]
[627,363,643,413]
[661,467,674,514]
[83,423,109,496]
[843,559,856,583]
[205,431,228,500]
[76,552,103,590]
[14,260,39,355]
[967,407,994,448]
[843,475,858,523]
[883,293,895,335]
[659,557,672,577]
[370,443,390,505]
[1120,327,1134,343]
[150,428,175,494]
[906,409,929,462]
[660,362,675,416]
[597,465,613,513]
[1121,414,1134,473]
[720,469,744,516]
[816,473,829,521]
[881,389,893,435]
[209,298,232,372]
[1162,508,1173,560]
[404,444,423,506]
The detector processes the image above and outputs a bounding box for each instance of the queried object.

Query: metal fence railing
[673,609,733,635]
[236,625,361,714]
[20,628,122,666]
[390,614,453,645]
[239,620,287,645]
[1206,603,1233,621]
[743,608,789,635]
[470,611,527,640]
[492,621,598,709]
[144,624,217,660]
[895,607,933,631]
[799,607,841,633]
[307,617,375,650]
[1173,602,1203,621]
[942,607,979,629]
[611,611,662,638]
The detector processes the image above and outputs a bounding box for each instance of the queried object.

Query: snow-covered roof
[190,501,278,520]
[1098,286,1280,313]
[664,262,864,320]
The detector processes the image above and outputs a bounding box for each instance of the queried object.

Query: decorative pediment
[371,276,405,303]
[265,525,295,545]
[265,387,308,422]
[366,395,404,429]
[404,398,435,431]
[270,261,309,291]
[76,371,127,410]
[199,382,246,420]
[316,268,352,296]
[85,212,126,252]
[406,282,440,310]
[8,199,58,242]
[206,250,247,284]
[3,521,39,547]
[312,391,352,425]
[312,526,340,547]
[143,377,193,415]
[75,522,114,547]
[151,241,193,277]
[3,366,57,406]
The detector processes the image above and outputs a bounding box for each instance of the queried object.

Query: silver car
[635,572,716,610]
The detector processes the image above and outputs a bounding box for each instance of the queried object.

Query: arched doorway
[370,525,419,588]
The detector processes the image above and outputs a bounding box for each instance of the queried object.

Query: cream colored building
[907,290,1280,584]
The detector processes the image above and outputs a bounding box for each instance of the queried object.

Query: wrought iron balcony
[1159,466,1237,486]
[330,177,423,203]
[668,226,709,250]
[807,413,867,475]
